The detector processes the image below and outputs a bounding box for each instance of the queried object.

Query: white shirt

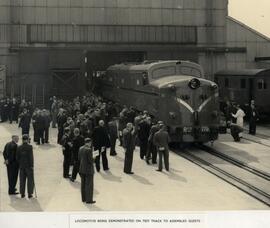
[232,109,245,127]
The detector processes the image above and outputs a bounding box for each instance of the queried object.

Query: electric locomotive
[96,60,220,143]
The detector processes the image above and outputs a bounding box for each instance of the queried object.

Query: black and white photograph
[0,0,269,227]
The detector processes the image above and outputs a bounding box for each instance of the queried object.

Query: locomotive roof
[107,60,200,72]
[215,69,270,77]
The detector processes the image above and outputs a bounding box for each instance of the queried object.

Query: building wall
[226,17,270,70]
[0,0,229,101]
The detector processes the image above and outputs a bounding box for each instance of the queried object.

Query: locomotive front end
[157,76,220,143]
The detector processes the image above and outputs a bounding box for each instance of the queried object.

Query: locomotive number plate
[201,127,210,133]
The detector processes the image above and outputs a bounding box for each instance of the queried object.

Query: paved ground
[0,123,268,211]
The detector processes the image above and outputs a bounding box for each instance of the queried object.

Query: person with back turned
[153,123,170,172]
[3,135,19,195]
[78,138,96,204]
[123,123,136,174]
[92,120,110,172]
[16,135,34,198]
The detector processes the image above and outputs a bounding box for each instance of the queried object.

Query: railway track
[175,145,270,207]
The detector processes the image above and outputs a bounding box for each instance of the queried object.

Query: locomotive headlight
[189,78,201,89]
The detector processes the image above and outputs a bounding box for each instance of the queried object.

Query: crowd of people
[2,93,260,204]
[2,94,170,204]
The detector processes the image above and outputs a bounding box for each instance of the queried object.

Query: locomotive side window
[240,79,246,89]
[152,66,176,79]
[225,78,229,88]
[142,72,148,85]
[258,79,267,89]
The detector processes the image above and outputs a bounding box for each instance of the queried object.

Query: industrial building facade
[1,0,268,106]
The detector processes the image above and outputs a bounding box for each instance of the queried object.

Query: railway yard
[0,122,269,212]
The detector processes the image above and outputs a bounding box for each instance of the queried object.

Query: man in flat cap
[78,138,96,204]
[16,135,34,198]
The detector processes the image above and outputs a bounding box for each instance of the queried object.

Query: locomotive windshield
[152,66,176,79]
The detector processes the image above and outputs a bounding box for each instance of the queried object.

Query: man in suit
[78,138,96,204]
[36,110,45,145]
[146,120,159,165]
[108,117,118,156]
[92,120,110,172]
[248,100,259,135]
[70,128,85,182]
[61,128,73,178]
[3,135,19,195]
[153,123,170,172]
[43,109,51,143]
[123,123,136,174]
[137,117,151,160]
[16,135,34,198]
[19,108,31,136]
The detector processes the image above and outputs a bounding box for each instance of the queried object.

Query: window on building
[240,79,246,89]
[225,78,229,88]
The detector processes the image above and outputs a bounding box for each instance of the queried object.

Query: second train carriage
[215,69,270,116]
[96,60,220,143]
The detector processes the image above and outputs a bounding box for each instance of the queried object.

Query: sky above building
[229,0,270,38]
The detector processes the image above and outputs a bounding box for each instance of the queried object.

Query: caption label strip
[70,213,206,228]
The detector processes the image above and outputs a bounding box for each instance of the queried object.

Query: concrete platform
[0,123,268,211]
[210,133,270,174]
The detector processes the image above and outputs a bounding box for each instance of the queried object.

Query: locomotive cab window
[152,66,176,79]
[240,79,246,89]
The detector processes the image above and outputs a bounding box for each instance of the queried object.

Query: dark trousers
[44,127,49,143]
[80,174,94,202]
[6,163,19,194]
[72,160,79,180]
[19,168,34,196]
[146,141,157,163]
[249,120,256,135]
[110,137,117,155]
[9,111,18,124]
[158,149,169,171]
[231,125,242,141]
[63,151,71,177]
[33,125,38,142]
[58,127,64,144]
[37,128,45,144]
[124,149,134,173]
[52,114,57,128]
[22,126,30,136]
[139,140,148,159]
[95,148,109,171]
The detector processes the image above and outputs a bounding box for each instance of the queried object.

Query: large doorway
[51,68,82,99]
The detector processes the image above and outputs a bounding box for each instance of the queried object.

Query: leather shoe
[28,195,33,198]
[156,169,162,172]
[125,171,134,174]
[21,194,25,198]
[86,201,96,204]
[146,160,150,165]
[69,177,75,182]
[9,192,19,195]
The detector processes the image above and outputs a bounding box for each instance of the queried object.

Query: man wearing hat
[16,135,34,198]
[78,138,96,204]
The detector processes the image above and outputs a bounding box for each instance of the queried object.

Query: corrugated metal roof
[215,69,270,76]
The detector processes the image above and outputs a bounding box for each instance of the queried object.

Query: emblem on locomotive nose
[189,78,201,89]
